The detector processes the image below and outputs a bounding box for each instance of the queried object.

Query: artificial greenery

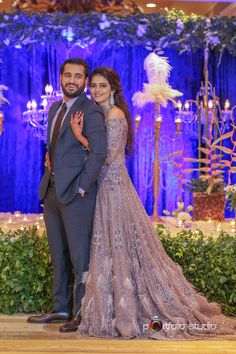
[0,226,53,314]
[0,9,235,55]
[157,224,236,315]
[186,177,225,194]
[0,225,235,315]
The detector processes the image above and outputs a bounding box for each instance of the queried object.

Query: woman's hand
[70,111,84,139]
[70,111,89,150]
[44,152,51,172]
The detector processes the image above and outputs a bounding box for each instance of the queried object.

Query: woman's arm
[70,112,89,150]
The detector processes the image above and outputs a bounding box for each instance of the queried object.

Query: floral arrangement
[163,202,193,226]
[0,9,235,56]
[224,184,236,211]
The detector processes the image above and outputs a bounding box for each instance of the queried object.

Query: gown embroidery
[78,117,236,339]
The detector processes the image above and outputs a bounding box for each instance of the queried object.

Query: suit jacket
[39,92,107,204]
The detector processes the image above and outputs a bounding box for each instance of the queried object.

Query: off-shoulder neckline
[105,117,126,121]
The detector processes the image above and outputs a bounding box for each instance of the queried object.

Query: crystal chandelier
[23,85,63,143]
[0,84,10,136]
[175,82,231,130]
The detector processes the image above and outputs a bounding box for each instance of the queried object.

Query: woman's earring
[110,91,115,106]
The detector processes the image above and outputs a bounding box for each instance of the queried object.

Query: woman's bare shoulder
[106,105,126,120]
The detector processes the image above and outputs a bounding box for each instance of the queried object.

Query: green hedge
[0,227,53,314]
[0,225,235,315]
[157,225,236,316]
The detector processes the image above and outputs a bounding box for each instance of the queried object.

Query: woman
[70,66,235,339]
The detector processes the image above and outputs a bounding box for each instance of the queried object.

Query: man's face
[60,63,87,100]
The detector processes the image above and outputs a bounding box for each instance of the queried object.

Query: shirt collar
[63,92,85,110]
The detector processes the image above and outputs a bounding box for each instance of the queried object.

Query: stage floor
[0,314,235,354]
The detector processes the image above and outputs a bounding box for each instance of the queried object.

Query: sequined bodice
[78,115,236,339]
[98,118,128,186]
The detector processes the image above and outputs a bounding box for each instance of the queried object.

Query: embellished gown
[78,117,235,339]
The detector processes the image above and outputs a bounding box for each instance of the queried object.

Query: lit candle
[27,101,32,111]
[48,85,53,94]
[135,114,141,123]
[31,100,37,112]
[208,100,213,109]
[45,84,50,95]
[155,115,162,123]
[0,110,3,135]
[42,98,47,110]
[224,99,230,111]
[177,100,182,111]
[176,220,183,227]
[175,117,182,135]
[184,102,190,111]
[175,117,181,124]
[135,114,141,133]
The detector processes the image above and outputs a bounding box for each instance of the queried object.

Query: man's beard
[61,83,85,99]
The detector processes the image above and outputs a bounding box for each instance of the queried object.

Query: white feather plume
[0,85,10,105]
[132,53,182,108]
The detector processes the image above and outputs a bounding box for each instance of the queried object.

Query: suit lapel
[59,93,87,139]
[47,100,62,150]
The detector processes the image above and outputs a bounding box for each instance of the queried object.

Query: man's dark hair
[60,58,89,78]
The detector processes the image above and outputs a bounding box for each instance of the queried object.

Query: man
[27,58,107,332]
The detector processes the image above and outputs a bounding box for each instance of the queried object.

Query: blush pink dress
[78,117,236,339]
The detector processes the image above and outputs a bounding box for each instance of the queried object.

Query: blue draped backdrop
[0,44,235,216]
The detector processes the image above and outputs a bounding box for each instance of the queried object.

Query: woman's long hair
[89,66,133,154]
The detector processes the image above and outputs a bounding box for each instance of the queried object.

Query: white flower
[177,202,184,211]
[176,19,184,35]
[177,212,192,222]
[137,24,147,37]
[206,32,220,46]
[98,15,110,30]
[224,184,236,193]
[186,205,193,212]
[61,28,74,41]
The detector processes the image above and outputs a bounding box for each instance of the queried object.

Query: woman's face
[90,74,112,106]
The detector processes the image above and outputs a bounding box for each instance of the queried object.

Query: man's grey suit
[39,92,107,316]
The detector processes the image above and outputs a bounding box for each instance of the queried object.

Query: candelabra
[150,102,163,223]
[175,86,232,163]
[23,85,62,143]
[174,45,232,144]
[0,110,3,136]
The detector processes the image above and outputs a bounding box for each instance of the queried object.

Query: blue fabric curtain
[0,45,235,215]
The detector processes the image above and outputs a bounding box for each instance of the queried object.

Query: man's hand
[44,152,51,172]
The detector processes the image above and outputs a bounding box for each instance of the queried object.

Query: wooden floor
[0,314,235,354]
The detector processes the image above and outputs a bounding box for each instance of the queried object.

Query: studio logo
[143,316,163,333]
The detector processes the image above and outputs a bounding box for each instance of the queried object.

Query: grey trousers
[43,182,96,316]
